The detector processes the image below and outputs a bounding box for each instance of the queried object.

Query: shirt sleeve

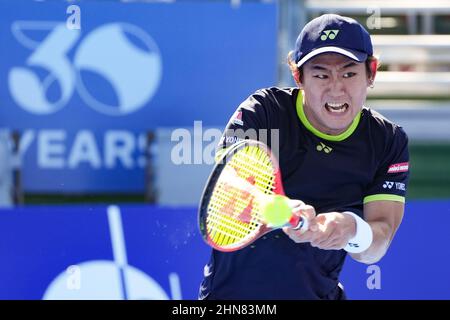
[363,126,410,204]
[215,90,271,161]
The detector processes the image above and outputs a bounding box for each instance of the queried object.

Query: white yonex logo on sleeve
[382,181,394,189]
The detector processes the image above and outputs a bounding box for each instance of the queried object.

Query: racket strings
[207,187,262,245]
[206,144,277,248]
[231,147,275,194]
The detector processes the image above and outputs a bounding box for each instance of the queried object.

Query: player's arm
[285,129,409,258]
[349,127,409,263]
[283,202,403,265]
[348,200,404,264]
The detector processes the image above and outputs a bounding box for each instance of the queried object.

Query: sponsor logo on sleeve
[383,181,406,191]
[395,182,406,191]
[382,181,394,189]
[387,162,409,174]
[232,111,243,126]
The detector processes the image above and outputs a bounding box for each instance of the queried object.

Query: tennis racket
[198,139,309,252]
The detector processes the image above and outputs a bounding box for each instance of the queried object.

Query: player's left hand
[308,212,357,250]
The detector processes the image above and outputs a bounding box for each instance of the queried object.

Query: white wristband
[342,211,373,253]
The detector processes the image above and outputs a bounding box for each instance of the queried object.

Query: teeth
[327,102,345,108]
[329,107,345,113]
[326,102,348,113]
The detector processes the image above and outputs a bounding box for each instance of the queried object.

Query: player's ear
[367,57,379,87]
[287,51,303,88]
[293,68,303,88]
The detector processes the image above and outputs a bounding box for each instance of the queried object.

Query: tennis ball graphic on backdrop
[74,23,162,116]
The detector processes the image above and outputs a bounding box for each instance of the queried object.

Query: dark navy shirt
[199,87,409,300]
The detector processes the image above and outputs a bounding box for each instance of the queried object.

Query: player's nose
[328,77,346,96]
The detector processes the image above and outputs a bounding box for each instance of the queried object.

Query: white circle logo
[43,261,171,300]
[8,22,162,116]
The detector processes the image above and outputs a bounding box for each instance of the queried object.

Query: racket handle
[289,214,309,232]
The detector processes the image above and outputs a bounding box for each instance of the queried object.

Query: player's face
[300,53,371,135]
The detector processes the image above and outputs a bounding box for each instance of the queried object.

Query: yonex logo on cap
[320,29,339,41]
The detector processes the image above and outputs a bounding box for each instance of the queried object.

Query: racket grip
[288,214,309,232]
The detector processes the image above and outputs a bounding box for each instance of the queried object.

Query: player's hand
[308,212,357,250]
[282,200,319,243]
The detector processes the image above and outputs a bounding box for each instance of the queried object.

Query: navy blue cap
[294,14,373,68]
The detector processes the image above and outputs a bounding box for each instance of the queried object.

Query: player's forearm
[349,220,392,264]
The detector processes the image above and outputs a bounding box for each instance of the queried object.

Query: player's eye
[313,74,328,79]
[343,72,356,78]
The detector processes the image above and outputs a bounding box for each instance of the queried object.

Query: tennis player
[199,14,409,300]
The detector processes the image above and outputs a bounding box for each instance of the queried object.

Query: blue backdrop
[0,1,277,193]
[0,200,448,299]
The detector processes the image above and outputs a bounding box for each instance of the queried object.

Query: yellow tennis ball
[260,195,292,227]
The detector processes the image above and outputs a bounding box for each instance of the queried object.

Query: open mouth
[325,102,349,114]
